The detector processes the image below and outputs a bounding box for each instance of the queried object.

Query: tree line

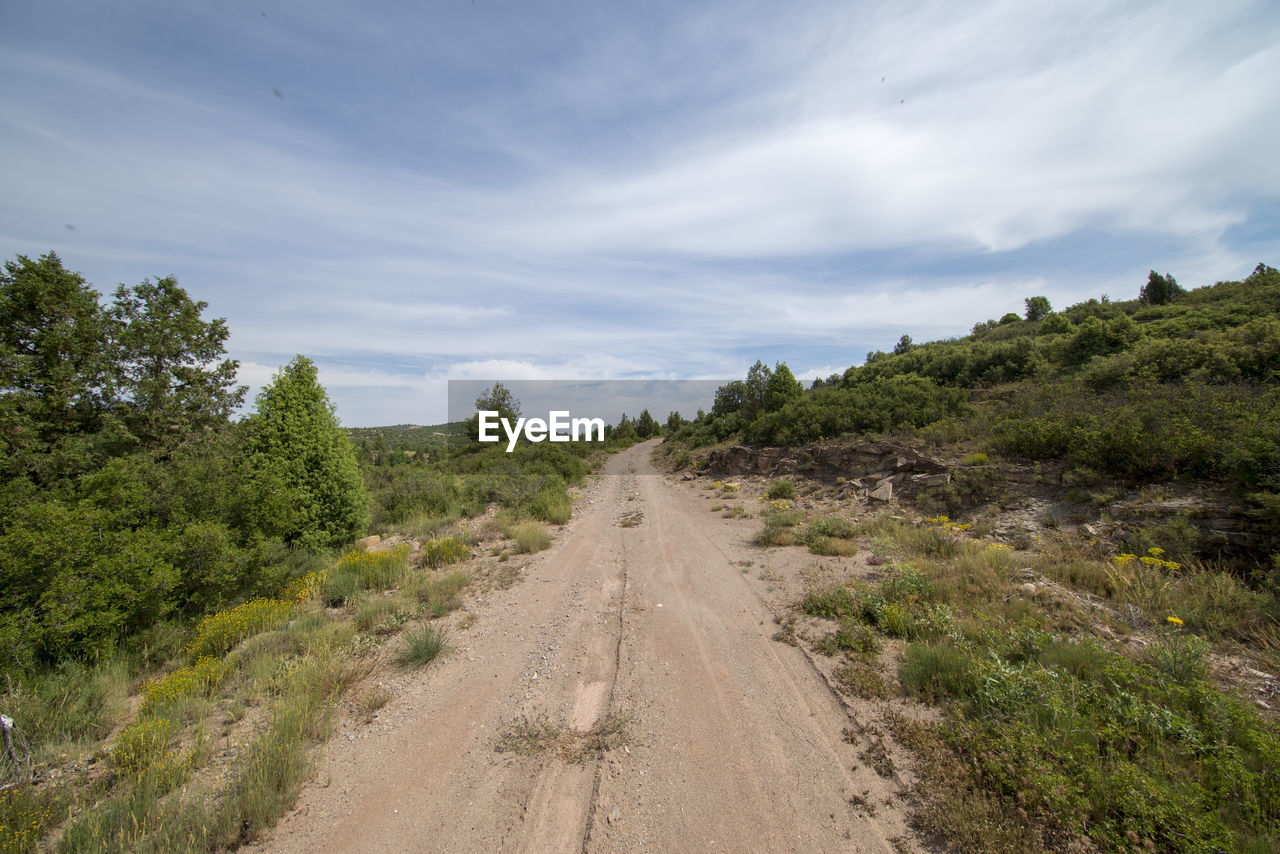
[1,252,369,670]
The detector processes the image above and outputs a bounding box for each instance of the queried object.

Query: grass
[798,515,1280,853]
[1,526,477,853]
[509,522,551,553]
[495,713,631,763]
[421,536,470,569]
[767,479,796,499]
[398,624,450,668]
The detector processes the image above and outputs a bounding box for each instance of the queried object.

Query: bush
[321,571,361,608]
[398,624,449,668]
[767,479,796,499]
[187,598,294,660]
[510,523,551,554]
[421,537,469,569]
[800,586,858,619]
[334,546,409,591]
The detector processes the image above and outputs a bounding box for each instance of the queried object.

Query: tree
[474,381,520,422]
[108,275,244,449]
[243,356,370,549]
[612,412,636,442]
[763,362,803,413]
[742,360,772,421]
[712,380,746,416]
[1139,271,1184,305]
[0,252,112,480]
[464,382,521,447]
[1024,296,1051,321]
[893,334,914,355]
[635,409,660,439]
[665,411,684,434]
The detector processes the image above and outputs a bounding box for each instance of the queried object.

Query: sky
[3,0,1278,426]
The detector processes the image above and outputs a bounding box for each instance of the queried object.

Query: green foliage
[1140,270,1185,305]
[398,624,449,667]
[421,537,470,569]
[243,356,371,550]
[766,479,796,499]
[635,409,660,439]
[1023,296,1051,321]
[106,276,244,449]
[800,586,858,620]
[899,632,1280,852]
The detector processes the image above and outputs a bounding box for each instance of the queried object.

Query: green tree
[763,362,803,412]
[665,411,684,434]
[742,360,773,421]
[635,409,660,439]
[893,334,914,355]
[1024,296,1052,321]
[243,356,370,549]
[108,275,244,449]
[1139,270,1184,305]
[0,252,112,481]
[465,382,521,447]
[612,412,636,442]
[712,380,746,416]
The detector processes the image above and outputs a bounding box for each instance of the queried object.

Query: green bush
[421,537,470,569]
[767,479,796,499]
[398,624,449,668]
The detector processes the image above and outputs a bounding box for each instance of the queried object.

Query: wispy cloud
[3,0,1278,425]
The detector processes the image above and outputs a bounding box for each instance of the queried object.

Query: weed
[800,586,858,620]
[495,713,630,763]
[833,660,891,700]
[187,598,294,660]
[767,479,796,499]
[398,624,449,668]
[510,522,551,553]
[420,536,469,569]
[335,546,410,590]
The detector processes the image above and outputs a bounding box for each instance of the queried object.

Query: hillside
[668,263,1280,569]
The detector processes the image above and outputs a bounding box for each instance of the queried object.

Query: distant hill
[347,421,470,454]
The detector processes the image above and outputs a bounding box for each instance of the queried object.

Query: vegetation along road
[253,440,914,853]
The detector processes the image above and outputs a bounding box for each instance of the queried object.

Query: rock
[1020,583,1037,596]
[608,806,621,824]
[869,481,894,503]
[354,534,381,550]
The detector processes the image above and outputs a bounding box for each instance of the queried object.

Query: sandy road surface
[253,440,912,853]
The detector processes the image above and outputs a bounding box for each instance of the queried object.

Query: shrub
[800,586,858,619]
[321,571,361,608]
[767,479,796,499]
[959,452,988,466]
[807,535,856,556]
[421,537,470,569]
[510,523,551,554]
[808,515,858,539]
[335,546,409,590]
[398,624,449,668]
[140,654,235,714]
[187,598,294,660]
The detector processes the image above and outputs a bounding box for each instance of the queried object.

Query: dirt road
[254,440,913,853]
